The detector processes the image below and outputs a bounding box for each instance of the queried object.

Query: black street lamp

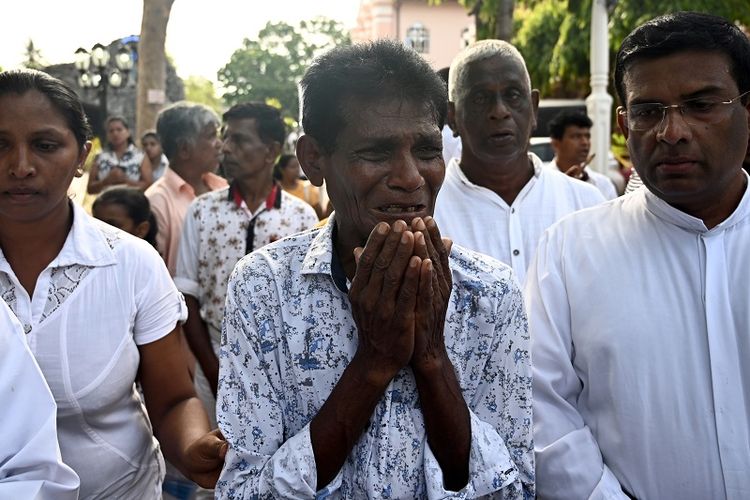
[74,42,135,141]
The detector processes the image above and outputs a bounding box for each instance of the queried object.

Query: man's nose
[656,106,692,145]
[387,154,424,191]
[8,146,35,178]
[489,95,511,120]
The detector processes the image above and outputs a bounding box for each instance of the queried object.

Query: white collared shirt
[434,154,605,284]
[526,181,750,499]
[216,215,534,499]
[0,204,187,499]
[548,159,618,200]
[0,299,80,499]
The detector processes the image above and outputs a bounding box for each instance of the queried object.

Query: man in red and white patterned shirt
[175,102,318,430]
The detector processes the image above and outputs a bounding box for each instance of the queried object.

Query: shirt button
[511,208,515,213]
[23,324,32,334]
[512,249,520,256]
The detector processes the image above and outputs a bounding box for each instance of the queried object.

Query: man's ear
[530,89,540,131]
[447,102,458,137]
[266,141,282,166]
[616,107,629,140]
[133,220,151,240]
[296,135,325,187]
[550,137,561,155]
[177,140,192,161]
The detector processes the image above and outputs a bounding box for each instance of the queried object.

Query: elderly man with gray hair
[145,102,228,276]
[434,40,604,285]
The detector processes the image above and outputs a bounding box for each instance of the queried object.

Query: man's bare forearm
[183,296,220,394]
[414,353,471,491]
[309,353,395,489]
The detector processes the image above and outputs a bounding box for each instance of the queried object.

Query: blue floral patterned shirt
[216,215,534,499]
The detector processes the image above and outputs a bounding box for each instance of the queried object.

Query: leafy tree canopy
[184,76,223,115]
[512,0,750,98]
[218,17,351,125]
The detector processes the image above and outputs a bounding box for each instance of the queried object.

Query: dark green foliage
[514,0,750,97]
[218,18,351,124]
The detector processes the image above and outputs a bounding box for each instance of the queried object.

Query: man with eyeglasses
[527,11,750,499]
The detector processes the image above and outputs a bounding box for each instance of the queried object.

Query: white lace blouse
[0,203,187,499]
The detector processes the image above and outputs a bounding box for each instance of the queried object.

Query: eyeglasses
[619,90,750,132]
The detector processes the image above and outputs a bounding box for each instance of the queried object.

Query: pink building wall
[352,0,474,69]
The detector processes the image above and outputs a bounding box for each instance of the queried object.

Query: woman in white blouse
[0,69,226,499]
[0,298,80,499]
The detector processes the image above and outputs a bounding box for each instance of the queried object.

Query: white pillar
[585,0,613,174]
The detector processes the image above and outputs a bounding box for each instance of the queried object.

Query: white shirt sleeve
[216,254,323,498]
[525,229,629,500]
[0,301,80,499]
[133,242,188,345]
[174,200,201,299]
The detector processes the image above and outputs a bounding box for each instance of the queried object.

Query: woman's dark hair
[141,129,160,143]
[0,69,92,150]
[92,187,158,247]
[273,154,297,181]
[105,115,135,148]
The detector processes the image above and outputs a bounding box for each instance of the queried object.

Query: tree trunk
[494,0,515,40]
[136,0,175,140]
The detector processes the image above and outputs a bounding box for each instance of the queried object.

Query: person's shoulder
[544,167,605,203]
[194,186,230,207]
[281,190,318,218]
[89,215,162,265]
[449,243,517,291]
[281,189,313,209]
[233,226,322,275]
[144,176,168,199]
[261,226,322,257]
[543,191,634,239]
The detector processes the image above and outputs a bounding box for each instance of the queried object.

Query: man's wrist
[349,350,401,389]
[412,347,452,379]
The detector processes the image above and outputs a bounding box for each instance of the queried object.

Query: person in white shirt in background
[547,110,618,200]
[434,40,604,285]
[0,69,226,499]
[527,11,750,499]
[0,298,79,499]
[436,67,463,166]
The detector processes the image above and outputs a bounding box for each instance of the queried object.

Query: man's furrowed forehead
[621,50,737,104]
[335,96,441,141]
[461,55,530,94]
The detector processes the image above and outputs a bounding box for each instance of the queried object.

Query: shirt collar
[227,181,282,210]
[160,168,227,196]
[643,170,750,233]
[301,213,337,278]
[450,152,544,188]
[161,166,191,194]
